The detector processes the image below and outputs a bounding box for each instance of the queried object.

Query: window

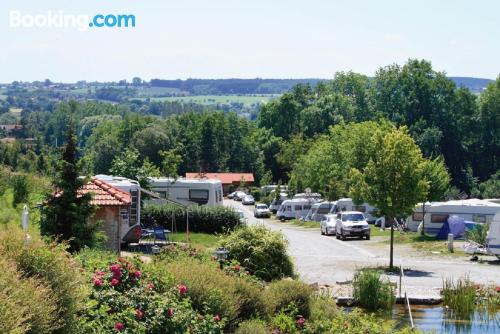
[472,215,486,223]
[303,205,311,210]
[189,189,209,204]
[431,214,448,223]
[342,213,365,222]
[294,205,302,211]
[286,205,292,211]
[412,212,424,221]
[353,205,366,212]
[318,206,332,214]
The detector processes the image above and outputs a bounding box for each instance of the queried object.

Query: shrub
[162,258,266,329]
[271,311,297,333]
[235,319,269,334]
[442,276,477,318]
[11,174,29,206]
[0,258,61,334]
[264,279,313,318]
[308,294,338,322]
[219,225,294,281]
[466,222,490,245]
[142,204,241,233]
[0,227,84,333]
[352,269,395,311]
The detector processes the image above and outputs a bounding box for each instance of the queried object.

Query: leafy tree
[422,156,450,201]
[350,127,429,268]
[110,148,161,187]
[159,149,182,178]
[11,174,29,206]
[40,123,96,252]
[471,170,500,199]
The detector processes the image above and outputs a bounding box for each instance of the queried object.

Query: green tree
[350,127,429,269]
[11,174,29,206]
[40,123,96,252]
[159,149,182,178]
[110,148,161,187]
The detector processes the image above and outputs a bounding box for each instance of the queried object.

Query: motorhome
[269,192,289,213]
[407,199,500,235]
[329,198,379,223]
[293,192,322,201]
[487,212,500,259]
[147,177,224,207]
[276,198,316,221]
[94,175,142,244]
[305,201,336,222]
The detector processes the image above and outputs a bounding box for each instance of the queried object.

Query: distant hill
[150,77,493,95]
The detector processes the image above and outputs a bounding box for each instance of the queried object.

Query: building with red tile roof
[185,172,254,194]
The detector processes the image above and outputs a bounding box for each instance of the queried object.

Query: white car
[235,209,248,224]
[320,214,337,236]
[335,211,370,240]
[234,191,247,201]
[242,195,255,205]
[254,204,271,218]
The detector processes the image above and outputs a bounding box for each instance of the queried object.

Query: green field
[134,94,279,106]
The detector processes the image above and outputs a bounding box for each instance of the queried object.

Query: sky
[1,0,499,82]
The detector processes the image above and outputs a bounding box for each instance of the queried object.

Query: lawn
[289,219,320,228]
[169,232,220,249]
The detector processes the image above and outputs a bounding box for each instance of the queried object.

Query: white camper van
[270,193,289,214]
[487,213,500,259]
[94,175,142,244]
[305,201,336,222]
[148,177,224,207]
[276,198,316,221]
[407,199,500,235]
[329,198,379,223]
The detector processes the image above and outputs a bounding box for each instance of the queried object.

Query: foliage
[471,170,500,199]
[465,223,490,245]
[11,174,29,206]
[442,276,477,319]
[263,279,313,318]
[352,269,395,311]
[80,256,225,333]
[422,156,451,201]
[219,225,294,281]
[110,148,161,187]
[40,122,97,252]
[0,226,84,333]
[235,319,269,334]
[141,204,241,234]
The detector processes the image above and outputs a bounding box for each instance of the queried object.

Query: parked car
[235,209,248,224]
[335,211,370,240]
[320,214,337,236]
[254,204,271,218]
[227,191,237,199]
[242,195,255,205]
[234,191,247,201]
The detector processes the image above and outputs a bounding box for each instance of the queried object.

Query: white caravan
[329,198,379,223]
[147,177,224,207]
[270,193,289,213]
[276,198,316,221]
[407,199,500,235]
[95,175,142,244]
[487,213,500,259]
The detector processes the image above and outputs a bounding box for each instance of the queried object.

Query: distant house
[185,172,254,194]
[78,178,132,251]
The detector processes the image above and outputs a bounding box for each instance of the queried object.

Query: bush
[0,258,61,334]
[0,227,84,333]
[466,222,490,245]
[142,204,241,233]
[352,269,395,311]
[235,319,269,334]
[162,258,266,329]
[219,225,294,281]
[308,294,338,322]
[263,279,313,318]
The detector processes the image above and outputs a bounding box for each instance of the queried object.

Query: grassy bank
[169,232,220,249]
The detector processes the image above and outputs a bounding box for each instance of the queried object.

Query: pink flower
[147,283,155,290]
[166,308,174,317]
[496,286,500,293]
[92,277,103,286]
[296,316,305,327]
[234,265,241,271]
[111,278,120,286]
[178,284,187,295]
[135,309,144,319]
[114,322,124,331]
[214,314,221,322]
[110,264,121,273]
[95,270,106,276]
[112,271,122,279]
[133,270,142,278]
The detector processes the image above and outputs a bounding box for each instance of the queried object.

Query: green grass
[134,94,279,106]
[369,225,392,236]
[288,219,320,228]
[378,231,467,256]
[169,232,220,249]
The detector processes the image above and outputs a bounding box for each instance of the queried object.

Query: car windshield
[245,195,254,199]
[256,204,268,209]
[342,213,365,222]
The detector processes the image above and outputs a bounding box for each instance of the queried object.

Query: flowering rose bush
[79,257,225,333]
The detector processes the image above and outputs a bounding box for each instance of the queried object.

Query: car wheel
[366,235,370,240]
[336,230,340,239]
[321,227,324,235]
[341,230,346,241]
[280,216,285,222]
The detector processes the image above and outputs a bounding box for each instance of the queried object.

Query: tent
[436,215,466,240]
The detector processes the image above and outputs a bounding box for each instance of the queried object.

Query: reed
[442,276,476,318]
[353,268,395,311]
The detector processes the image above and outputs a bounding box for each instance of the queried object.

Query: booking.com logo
[9,10,136,31]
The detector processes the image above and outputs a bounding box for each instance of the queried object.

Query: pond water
[393,304,500,334]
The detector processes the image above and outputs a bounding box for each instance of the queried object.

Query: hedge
[141,204,241,233]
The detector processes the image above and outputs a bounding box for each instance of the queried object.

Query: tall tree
[350,127,429,269]
[40,123,96,252]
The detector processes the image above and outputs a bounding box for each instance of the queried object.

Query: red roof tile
[185,172,254,184]
[56,178,132,206]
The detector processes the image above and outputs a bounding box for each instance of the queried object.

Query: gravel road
[227,200,500,298]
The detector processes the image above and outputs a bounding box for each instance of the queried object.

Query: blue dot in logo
[88,22,93,27]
